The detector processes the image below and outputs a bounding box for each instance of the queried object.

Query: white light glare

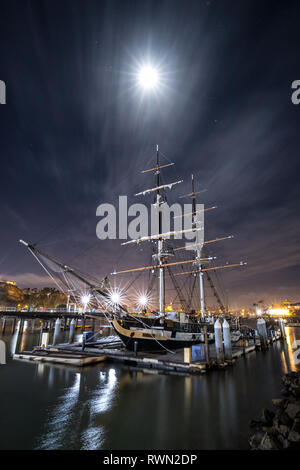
[138,295,149,307]
[110,292,120,305]
[138,66,159,89]
[81,294,90,306]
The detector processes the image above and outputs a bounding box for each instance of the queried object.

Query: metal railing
[1,306,80,313]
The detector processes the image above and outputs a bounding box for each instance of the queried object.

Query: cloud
[0,272,53,289]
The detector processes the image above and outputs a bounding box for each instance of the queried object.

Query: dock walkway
[13,333,281,374]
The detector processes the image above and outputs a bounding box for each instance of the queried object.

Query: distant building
[291,302,300,311]
[0,280,17,287]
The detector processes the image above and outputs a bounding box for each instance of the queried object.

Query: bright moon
[138,66,159,89]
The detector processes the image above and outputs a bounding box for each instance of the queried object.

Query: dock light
[81,294,90,306]
[138,66,159,89]
[110,292,120,305]
[138,295,149,308]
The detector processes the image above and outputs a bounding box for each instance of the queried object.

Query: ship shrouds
[20,146,246,352]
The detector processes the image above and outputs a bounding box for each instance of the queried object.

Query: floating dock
[14,349,107,366]
[13,331,281,373]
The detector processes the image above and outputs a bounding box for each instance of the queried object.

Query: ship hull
[112,318,204,352]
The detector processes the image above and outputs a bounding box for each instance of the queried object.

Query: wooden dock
[13,332,281,373]
[14,349,107,366]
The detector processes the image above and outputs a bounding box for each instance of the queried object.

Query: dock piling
[203,326,210,364]
[257,318,268,350]
[222,319,232,360]
[278,318,286,340]
[52,318,61,345]
[214,319,224,364]
[1,318,6,334]
[41,332,49,348]
[68,319,75,343]
[39,321,44,344]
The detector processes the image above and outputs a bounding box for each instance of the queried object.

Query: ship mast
[114,147,198,313]
[155,145,165,317]
[130,146,183,316]
[191,174,206,320]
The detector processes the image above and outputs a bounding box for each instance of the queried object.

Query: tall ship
[20,146,245,352]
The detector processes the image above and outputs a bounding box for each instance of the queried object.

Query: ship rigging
[20,145,246,351]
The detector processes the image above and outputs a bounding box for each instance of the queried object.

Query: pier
[13,318,283,375]
[0,308,106,320]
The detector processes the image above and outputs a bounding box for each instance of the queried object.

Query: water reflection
[10,320,20,355]
[280,350,289,374]
[283,327,299,372]
[1,323,300,450]
[31,365,118,450]
[35,373,81,449]
[90,369,117,414]
[20,328,29,352]
[81,426,105,450]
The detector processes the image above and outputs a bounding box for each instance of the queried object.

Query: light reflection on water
[0,322,299,450]
[35,373,81,449]
[285,327,299,372]
[31,364,117,450]
[91,369,117,414]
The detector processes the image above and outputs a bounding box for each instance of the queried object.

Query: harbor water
[0,321,299,450]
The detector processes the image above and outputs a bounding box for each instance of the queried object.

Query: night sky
[0,0,300,309]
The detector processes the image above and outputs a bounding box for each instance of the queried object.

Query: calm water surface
[0,322,299,450]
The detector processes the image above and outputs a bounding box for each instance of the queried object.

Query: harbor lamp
[81,294,90,313]
[110,292,120,305]
[138,295,149,308]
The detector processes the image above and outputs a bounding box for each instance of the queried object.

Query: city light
[138,66,159,89]
[268,308,290,316]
